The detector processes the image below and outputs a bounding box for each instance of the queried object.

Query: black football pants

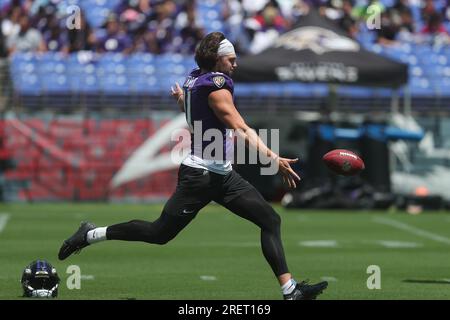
[107,165,290,277]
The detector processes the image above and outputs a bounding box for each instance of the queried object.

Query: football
[322,149,365,176]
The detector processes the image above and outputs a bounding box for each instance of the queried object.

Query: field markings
[80,275,95,280]
[297,239,423,249]
[196,242,260,248]
[375,240,423,248]
[299,240,338,248]
[184,238,424,249]
[321,276,338,282]
[200,275,217,281]
[373,217,450,245]
[0,213,10,234]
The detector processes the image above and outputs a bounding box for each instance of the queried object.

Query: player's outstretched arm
[170,82,185,113]
[208,89,301,188]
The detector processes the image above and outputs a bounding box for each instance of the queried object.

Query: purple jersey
[181,68,234,175]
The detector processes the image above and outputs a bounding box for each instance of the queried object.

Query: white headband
[217,39,235,57]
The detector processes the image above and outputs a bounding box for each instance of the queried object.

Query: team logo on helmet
[212,76,225,88]
[21,260,60,298]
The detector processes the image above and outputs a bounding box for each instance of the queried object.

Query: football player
[58,32,328,300]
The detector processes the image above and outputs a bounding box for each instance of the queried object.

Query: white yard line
[196,242,260,248]
[321,276,338,282]
[0,213,10,234]
[375,240,423,248]
[373,217,450,245]
[299,240,338,248]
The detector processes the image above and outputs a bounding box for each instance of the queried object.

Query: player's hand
[171,82,184,103]
[276,157,301,189]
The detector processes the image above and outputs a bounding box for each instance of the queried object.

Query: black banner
[234,9,408,88]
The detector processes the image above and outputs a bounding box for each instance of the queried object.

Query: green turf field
[1,203,450,300]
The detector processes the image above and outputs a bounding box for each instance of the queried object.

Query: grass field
[1,203,450,300]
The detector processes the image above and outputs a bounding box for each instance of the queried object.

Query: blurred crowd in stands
[0,0,449,58]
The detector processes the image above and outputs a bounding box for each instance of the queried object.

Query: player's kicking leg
[219,181,328,300]
[58,221,97,260]
[58,200,209,260]
[58,166,212,260]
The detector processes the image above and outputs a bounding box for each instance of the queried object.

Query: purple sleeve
[204,73,234,95]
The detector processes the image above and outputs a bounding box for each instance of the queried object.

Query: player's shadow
[403,279,450,285]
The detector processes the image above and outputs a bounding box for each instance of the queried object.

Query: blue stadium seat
[12,73,41,95]
[409,77,434,97]
[158,74,186,92]
[39,51,65,62]
[424,65,450,77]
[399,43,412,53]
[197,0,223,10]
[35,53,68,93]
[253,83,284,97]
[97,54,126,76]
[198,18,225,33]
[10,53,41,94]
[234,83,256,97]
[434,78,450,97]
[41,74,70,93]
[65,55,99,92]
[155,54,183,67]
[411,66,424,77]
[101,74,130,94]
[68,73,99,92]
[96,54,130,93]
[282,83,316,97]
[129,74,159,93]
[337,86,373,98]
[126,53,156,75]
[181,55,196,69]
[413,44,432,57]
[154,54,186,78]
[197,0,225,33]
[309,84,329,97]
[38,57,66,75]
[99,52,124,63]
[419,53,448,66]
[442,46,450,57]
[10,53,38,74]
[373,88,394,98]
